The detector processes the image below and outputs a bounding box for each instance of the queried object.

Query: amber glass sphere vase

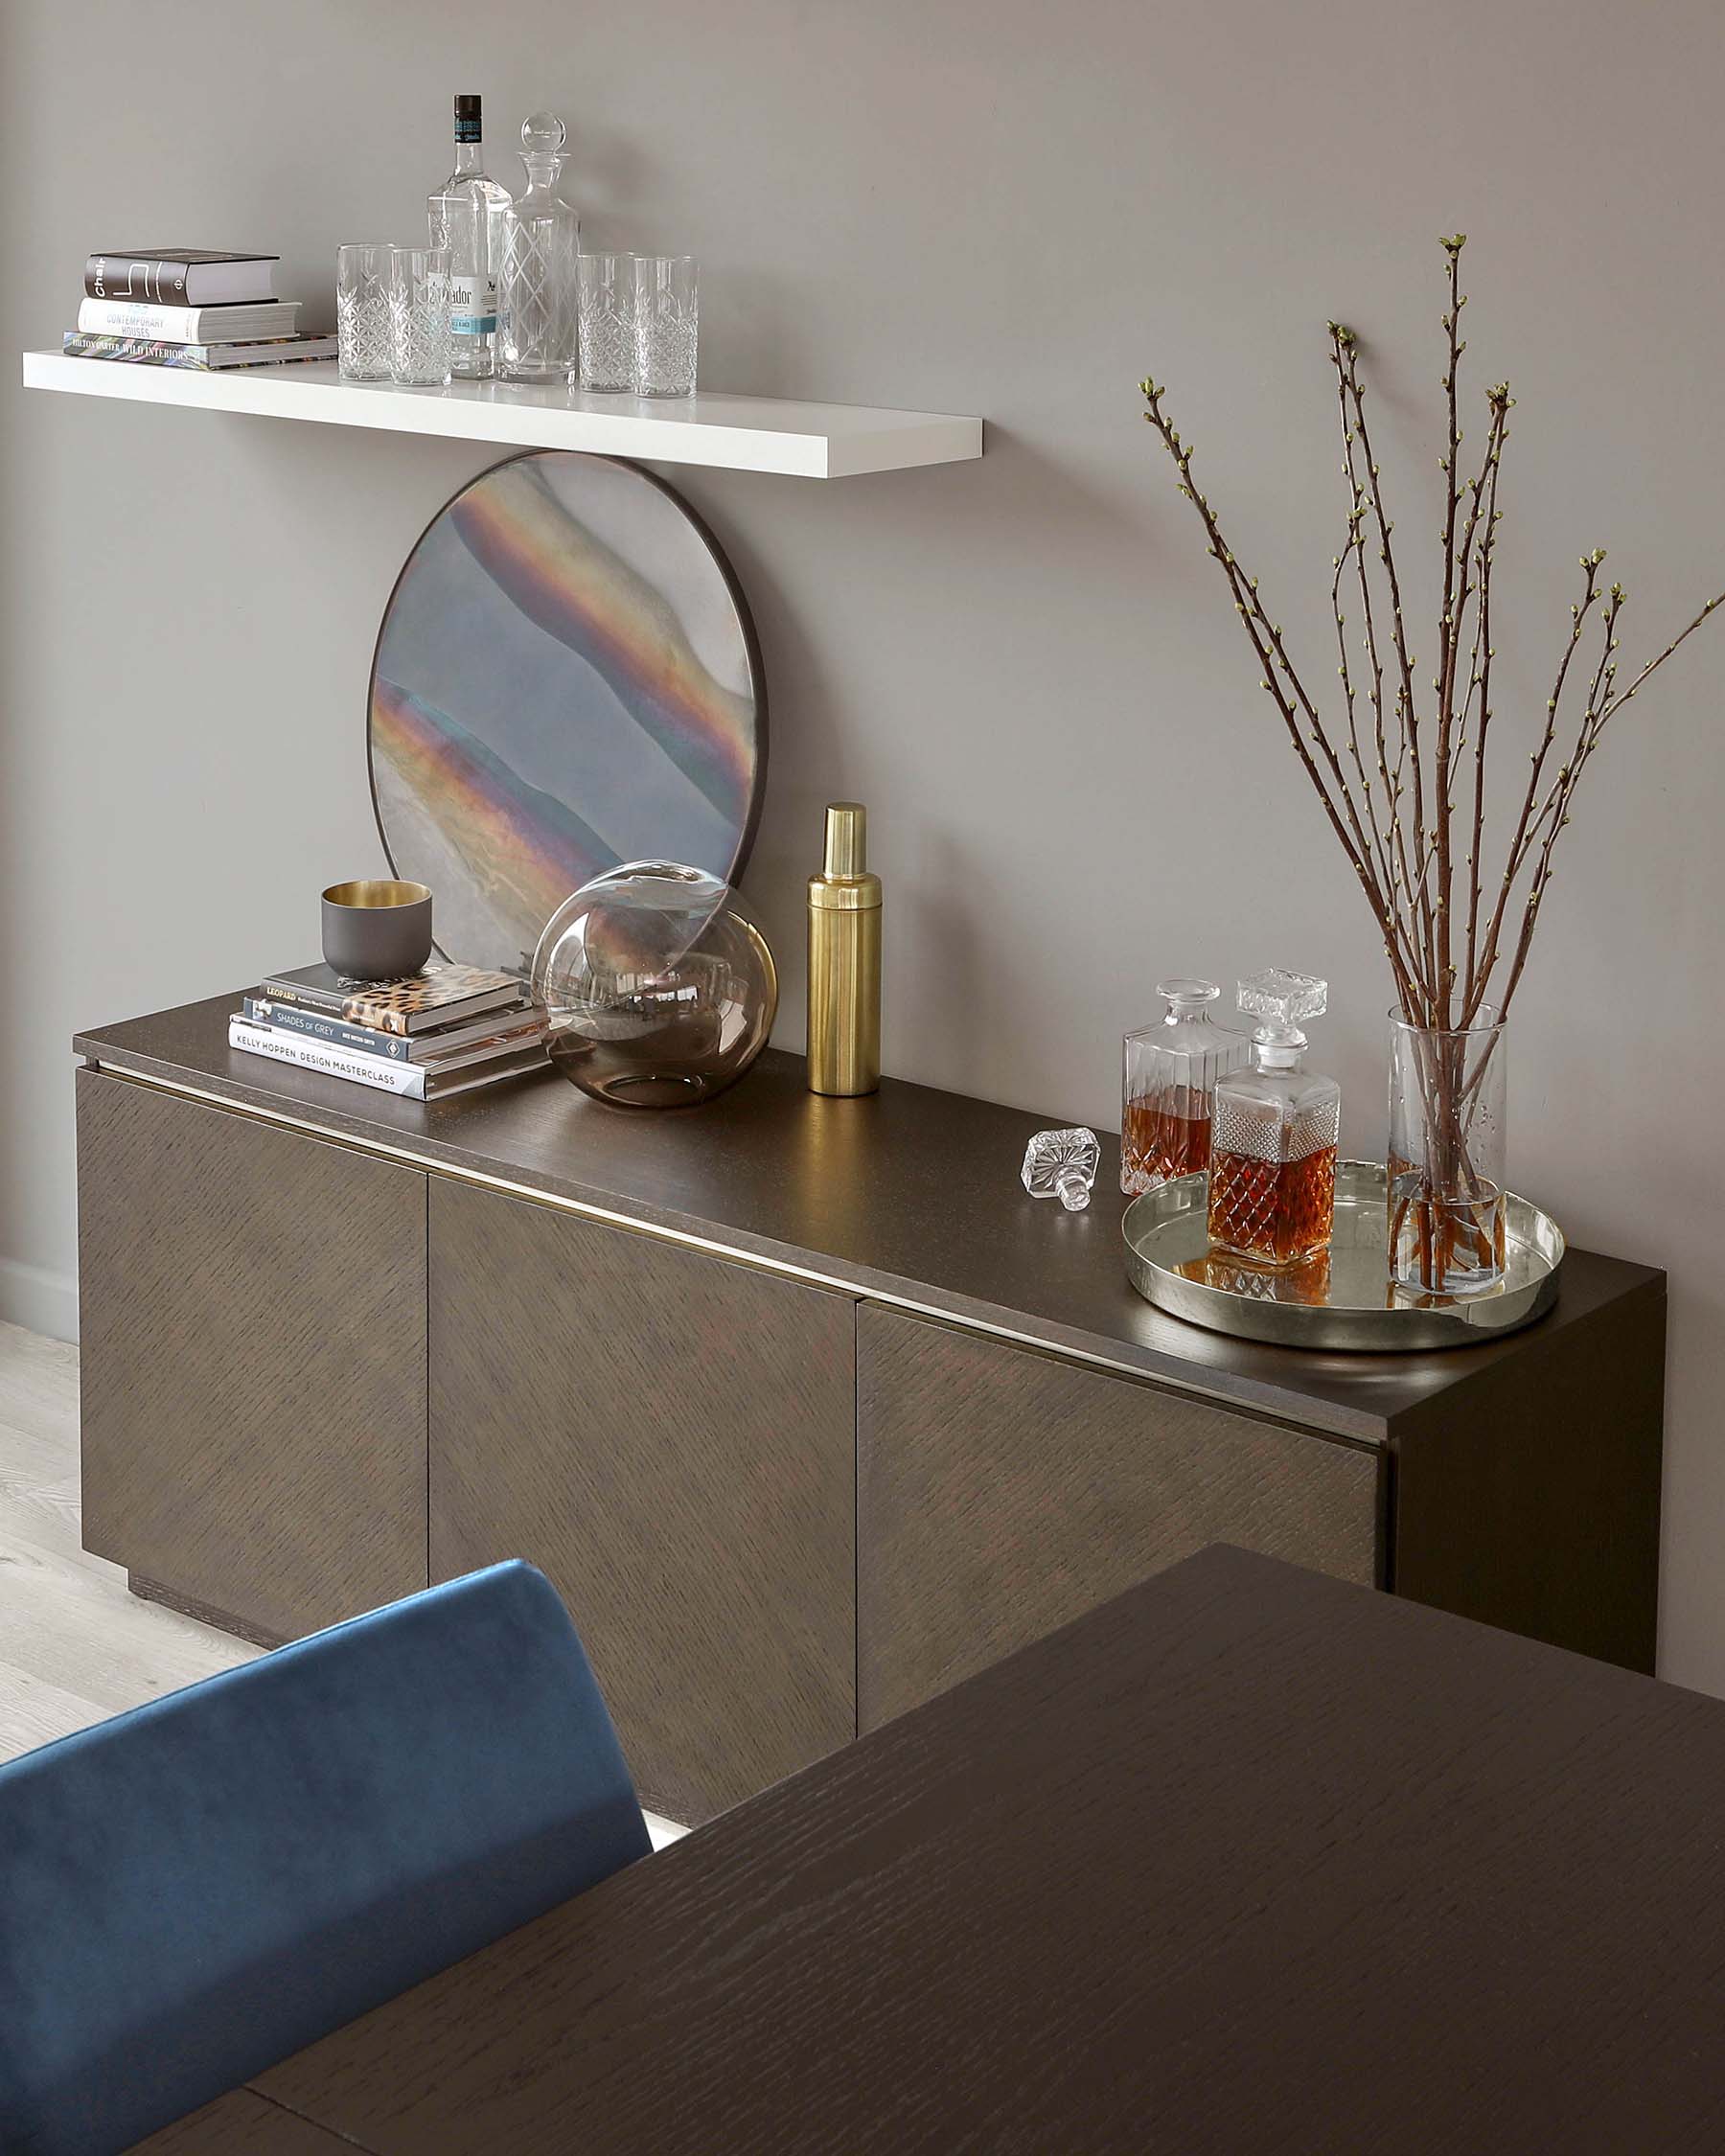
[531,861,779,1110]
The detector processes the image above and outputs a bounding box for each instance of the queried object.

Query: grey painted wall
[4,0,1722,1682]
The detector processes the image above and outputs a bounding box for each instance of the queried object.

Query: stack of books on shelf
[65,249,337,370]
[230,963,551,1101]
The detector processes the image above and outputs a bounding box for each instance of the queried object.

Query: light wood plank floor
[0,1319,684,1846]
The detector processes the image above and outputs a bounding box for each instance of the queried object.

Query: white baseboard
[0,1256,79,1344]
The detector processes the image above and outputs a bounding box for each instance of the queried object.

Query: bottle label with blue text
[450,273,497,336]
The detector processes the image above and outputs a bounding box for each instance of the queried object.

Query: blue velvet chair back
[0,1560,650,2156]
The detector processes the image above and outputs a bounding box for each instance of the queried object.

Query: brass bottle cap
[824,803,866,879]
[810,802,882,911]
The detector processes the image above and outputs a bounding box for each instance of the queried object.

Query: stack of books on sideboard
[230,964,550,1101]
[65,249,337,370]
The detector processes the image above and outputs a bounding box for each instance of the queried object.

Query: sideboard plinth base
[129,1572,288,1651]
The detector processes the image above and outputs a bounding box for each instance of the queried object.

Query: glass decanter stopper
[1120,978,1249,1196]
[1207,969,1341,1268]
[497,110,582,383]
[1021,1127,1100,1211]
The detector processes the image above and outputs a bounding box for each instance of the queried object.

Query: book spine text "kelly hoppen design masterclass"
[229,1018,426,1094]
[229,1017,549,1098]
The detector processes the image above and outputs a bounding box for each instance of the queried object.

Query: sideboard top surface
[75,994,1663,1446]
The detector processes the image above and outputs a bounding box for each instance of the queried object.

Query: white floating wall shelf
[20,352,982,480]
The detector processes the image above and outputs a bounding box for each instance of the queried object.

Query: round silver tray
[1122,1159,1564,1353]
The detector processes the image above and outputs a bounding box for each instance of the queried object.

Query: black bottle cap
[454,93,482,119]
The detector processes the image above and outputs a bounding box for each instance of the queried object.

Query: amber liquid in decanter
[1208,1142,1339,1268]
[1205,967,1341,1271]
[1121,1092,1214,1185]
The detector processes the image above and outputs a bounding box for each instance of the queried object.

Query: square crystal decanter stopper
[1238,967,1327,1027]
[1021,1126,1100,1211]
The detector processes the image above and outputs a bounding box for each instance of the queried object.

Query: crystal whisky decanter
[1120,978,1248,1196]
[498,111,582,383]
[1207,970,1341,1268]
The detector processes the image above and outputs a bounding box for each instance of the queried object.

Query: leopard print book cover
[342,963,522,1036]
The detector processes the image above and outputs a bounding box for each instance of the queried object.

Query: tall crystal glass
[498,112,581,383]
[576,253,634,391]
[1388,1005,1508,1297]
[335,243,391,382]
[632,255,698,397]
[388,245,452,387]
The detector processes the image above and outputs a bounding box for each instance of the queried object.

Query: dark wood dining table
[137,1544,1725,2153]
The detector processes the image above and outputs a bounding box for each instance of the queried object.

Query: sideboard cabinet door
[427,1180,857,1824]
[858,1304,1383,1730]
[76,1070,430,1641]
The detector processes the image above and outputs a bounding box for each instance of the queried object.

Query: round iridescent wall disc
[368,450,767,977]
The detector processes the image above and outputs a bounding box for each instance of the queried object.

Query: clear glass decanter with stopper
[498,111,582,383]
[1207,969,1341,1268]
[437,93,510,379]
[1120,978,1248,1196]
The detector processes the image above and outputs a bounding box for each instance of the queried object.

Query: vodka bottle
[435,93,510,379]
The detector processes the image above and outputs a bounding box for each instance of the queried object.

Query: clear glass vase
[1387,1006,1508,1297]
[497,112,581,383]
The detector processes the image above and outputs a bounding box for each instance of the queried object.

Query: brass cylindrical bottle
[807,802,882,1095]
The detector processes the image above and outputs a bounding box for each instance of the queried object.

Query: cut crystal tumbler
[388,245,452,386]
[632,255,698,397]
[576,253,633,392]
[336,243,391,382]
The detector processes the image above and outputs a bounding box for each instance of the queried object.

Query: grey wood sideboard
[73,996,1665,1823]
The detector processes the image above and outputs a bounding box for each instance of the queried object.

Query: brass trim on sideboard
[80,1057,1375,1450]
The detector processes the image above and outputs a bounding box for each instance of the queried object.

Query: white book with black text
[229,1016,426,1096]
[77,297,304,341]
